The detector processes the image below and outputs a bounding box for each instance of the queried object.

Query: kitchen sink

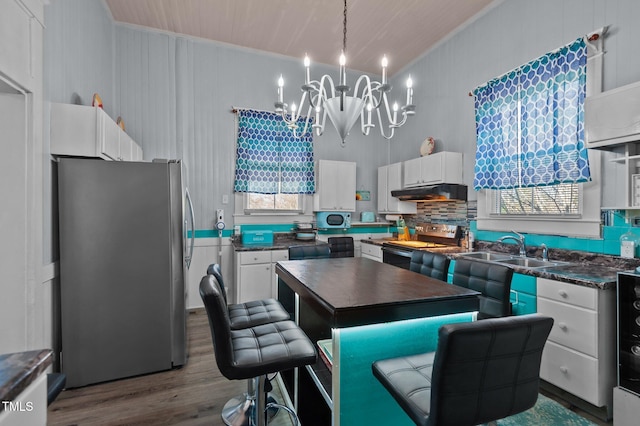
[496,257,566,268]
[457,251,511,261]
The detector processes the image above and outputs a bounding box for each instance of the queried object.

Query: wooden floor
[49,308,609,426]
[48,309,249,425]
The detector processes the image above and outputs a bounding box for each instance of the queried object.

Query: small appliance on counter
[316,211,351,229]
[294,222,316,241]
[241,230,274,246]
[360,211,375,223]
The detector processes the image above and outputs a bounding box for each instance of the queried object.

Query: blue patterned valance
[473,38,590,190]
[234,109,315,194]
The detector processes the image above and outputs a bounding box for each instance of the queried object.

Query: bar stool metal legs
[221,378,256,426]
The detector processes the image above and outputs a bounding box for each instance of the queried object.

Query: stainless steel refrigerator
[58,158,195,388]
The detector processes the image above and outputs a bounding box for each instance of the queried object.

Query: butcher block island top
[275,257,479,328]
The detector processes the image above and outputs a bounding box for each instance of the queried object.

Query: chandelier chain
[342,0,347,54]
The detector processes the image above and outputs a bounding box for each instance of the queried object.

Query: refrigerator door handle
[185,188,195,269]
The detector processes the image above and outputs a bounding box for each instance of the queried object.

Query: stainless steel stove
[382,223,462,269]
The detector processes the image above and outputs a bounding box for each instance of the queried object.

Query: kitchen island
[276,257,479,425]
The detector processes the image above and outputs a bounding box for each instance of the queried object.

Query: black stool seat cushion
[200,274,317,381]
[373,352,436,425]
[229,320,317,379]
[228,298,290,330]
[207,263,290,329]
[372,314,553,426]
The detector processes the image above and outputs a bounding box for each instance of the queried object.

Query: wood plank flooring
[49,308,609,426]
[48,309,249,425]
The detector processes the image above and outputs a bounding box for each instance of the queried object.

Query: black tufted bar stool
[288,244,330,260]
[327,236,355,258]
[409,251,450,281]
[452,258,514,319]
[206,264,292,425]
[372,314,553,426]
[200,274,317,426]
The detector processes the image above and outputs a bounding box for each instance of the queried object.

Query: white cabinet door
[421,155,443,185]
[0,1,32,90]
[239,263,273,303]
[378,163,417,214]
[119,132,134,161]
[314,160,356,211]
[99,109,120,160]
[403,157,422,187]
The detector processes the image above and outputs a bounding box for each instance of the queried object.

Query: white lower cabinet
[536,278,616,412]
[360,243,382,262]
[235,250,288,303]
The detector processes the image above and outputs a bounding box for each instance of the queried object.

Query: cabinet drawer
[537,297,597,357]
[239,251,272,265]
[537,278,597,310]
[540,341,601,406]
[361,243,381,258]
[271,250,289,263]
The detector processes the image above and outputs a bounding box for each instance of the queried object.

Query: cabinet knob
[559,366,568,374]
[558,290,568,298]
[558,322,568,331]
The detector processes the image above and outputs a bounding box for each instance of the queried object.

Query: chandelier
[274,0,415,146]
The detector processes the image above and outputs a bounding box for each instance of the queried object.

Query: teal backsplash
[471,214,640,257]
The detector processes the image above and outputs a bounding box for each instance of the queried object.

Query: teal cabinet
[510,273,537,315]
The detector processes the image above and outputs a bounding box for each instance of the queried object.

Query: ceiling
[104,0,496,76]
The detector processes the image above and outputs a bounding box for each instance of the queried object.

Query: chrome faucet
[497,230,527,257]
[541,243,549,261]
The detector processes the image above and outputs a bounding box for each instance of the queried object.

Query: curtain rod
[468,27,608,97]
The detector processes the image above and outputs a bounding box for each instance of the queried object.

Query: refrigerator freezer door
[59,159,181,387]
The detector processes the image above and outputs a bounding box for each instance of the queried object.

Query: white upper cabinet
[378,163,416,214]
[51,103,143,161]
[586,81,640,149]
[403,152,463,187]
[0,0,38,91]
[313,160,356,212]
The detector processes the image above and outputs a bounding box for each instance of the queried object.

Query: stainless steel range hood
[391,184,468,202]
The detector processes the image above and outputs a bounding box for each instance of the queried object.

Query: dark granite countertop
[0,349,52,412]
[362,238,632,290]
[233,235,329,252]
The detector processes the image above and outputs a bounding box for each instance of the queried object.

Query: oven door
[382,245,413,270]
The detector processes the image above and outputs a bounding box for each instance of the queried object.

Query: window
[234,109,314,214]
[246,193,302,212]
[496,184,580,216]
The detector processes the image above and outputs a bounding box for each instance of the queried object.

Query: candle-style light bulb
[381,55,388,84]
[278,75,284,103]
[291,102,297,115]
[304,54,311,84]
[339,52,346,85]
[406,75,413,105]
[366,102,373,125]
[392,102,398,123]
